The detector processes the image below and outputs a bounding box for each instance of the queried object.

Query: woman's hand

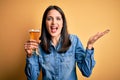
[87,29,110,49]
[24,40,39,57]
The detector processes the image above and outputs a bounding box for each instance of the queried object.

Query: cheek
[60,22,63,29]
[46,22,50,29]
[45,21,49,27]
[45,22,50,32]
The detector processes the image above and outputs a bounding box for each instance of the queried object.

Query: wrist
[87,44,93,50]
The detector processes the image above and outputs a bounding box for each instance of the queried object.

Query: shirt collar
[50,36,63,50]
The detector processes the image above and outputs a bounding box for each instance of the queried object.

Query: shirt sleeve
[25,52,41,80]
[75,35,96,77]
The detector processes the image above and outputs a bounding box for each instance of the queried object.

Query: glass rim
[29,29,40,32]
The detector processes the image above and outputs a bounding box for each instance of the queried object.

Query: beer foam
[29,29,40,32]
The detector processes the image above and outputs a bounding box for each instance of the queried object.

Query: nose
[52,18,56,25]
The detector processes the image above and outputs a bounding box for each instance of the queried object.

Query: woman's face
[46,9,63,38]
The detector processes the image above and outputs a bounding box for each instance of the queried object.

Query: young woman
[24,5,110,80]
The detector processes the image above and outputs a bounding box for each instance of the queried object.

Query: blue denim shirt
[25,34,95,80]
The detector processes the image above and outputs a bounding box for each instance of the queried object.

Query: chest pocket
[61,49,75,63]
[61,35,76,63]
[60,49,75,73]
[43,54,51,64]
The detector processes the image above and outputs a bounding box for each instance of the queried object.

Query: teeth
[51,26,58,29]
[51,26,58,33]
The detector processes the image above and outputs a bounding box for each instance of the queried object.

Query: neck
[51,35,61,46]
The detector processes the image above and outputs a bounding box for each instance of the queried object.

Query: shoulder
[69,34,80,41]
[69,34,82,45]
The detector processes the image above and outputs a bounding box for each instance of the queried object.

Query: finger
[25,45,38,56]
[24,42,38,52]
[38,40,41,44]
[27,40,38,43]
[98,29,110,38]
[29,42,39,46]
[25,41,39,46]
[29,39,41,44]
[27,50,33,57]
[24,44,36,50]
[29,39,37,42]
[24,46,33,55]
[26,45,38,50]
[93,32,101,39]
[91,32,103,43]
[26,49,33,54]
[97,32,104,38]
[88,29,110,45]
[103,29,110,35]
[92,32,100,39]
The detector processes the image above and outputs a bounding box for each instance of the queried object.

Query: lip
[50,26,58,33]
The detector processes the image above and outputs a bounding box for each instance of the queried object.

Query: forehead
[47,9,62,17]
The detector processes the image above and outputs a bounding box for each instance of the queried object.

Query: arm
[76,29,110,77]
[25,53,41,80]
[75,36,95,77]
[24,40,41,80]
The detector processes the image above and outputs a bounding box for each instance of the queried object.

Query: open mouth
[50,26,58,33]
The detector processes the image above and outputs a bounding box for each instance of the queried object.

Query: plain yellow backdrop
[0,0,120,80]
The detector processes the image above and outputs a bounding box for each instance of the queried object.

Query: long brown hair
[40,5,71,53]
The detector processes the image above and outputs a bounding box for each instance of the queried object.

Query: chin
[50,33,60,37]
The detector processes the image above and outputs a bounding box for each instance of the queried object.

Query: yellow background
[0,0,120,80]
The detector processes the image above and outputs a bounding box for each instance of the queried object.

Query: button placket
[54,53,60,79]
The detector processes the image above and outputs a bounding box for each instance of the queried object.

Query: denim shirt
[25,34,96,80]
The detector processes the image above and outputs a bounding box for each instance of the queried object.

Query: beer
[29,29,40,55]
[29,29,40,42]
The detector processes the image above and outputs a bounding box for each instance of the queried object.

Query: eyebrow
[47,15,62,18]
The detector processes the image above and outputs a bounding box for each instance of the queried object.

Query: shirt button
[55,76,58,80]
[60,58,64,62]
[61,54,64,56]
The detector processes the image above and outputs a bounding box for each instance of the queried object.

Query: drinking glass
[29,29,40,55]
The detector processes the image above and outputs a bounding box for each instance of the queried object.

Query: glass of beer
[29,29,40,55]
